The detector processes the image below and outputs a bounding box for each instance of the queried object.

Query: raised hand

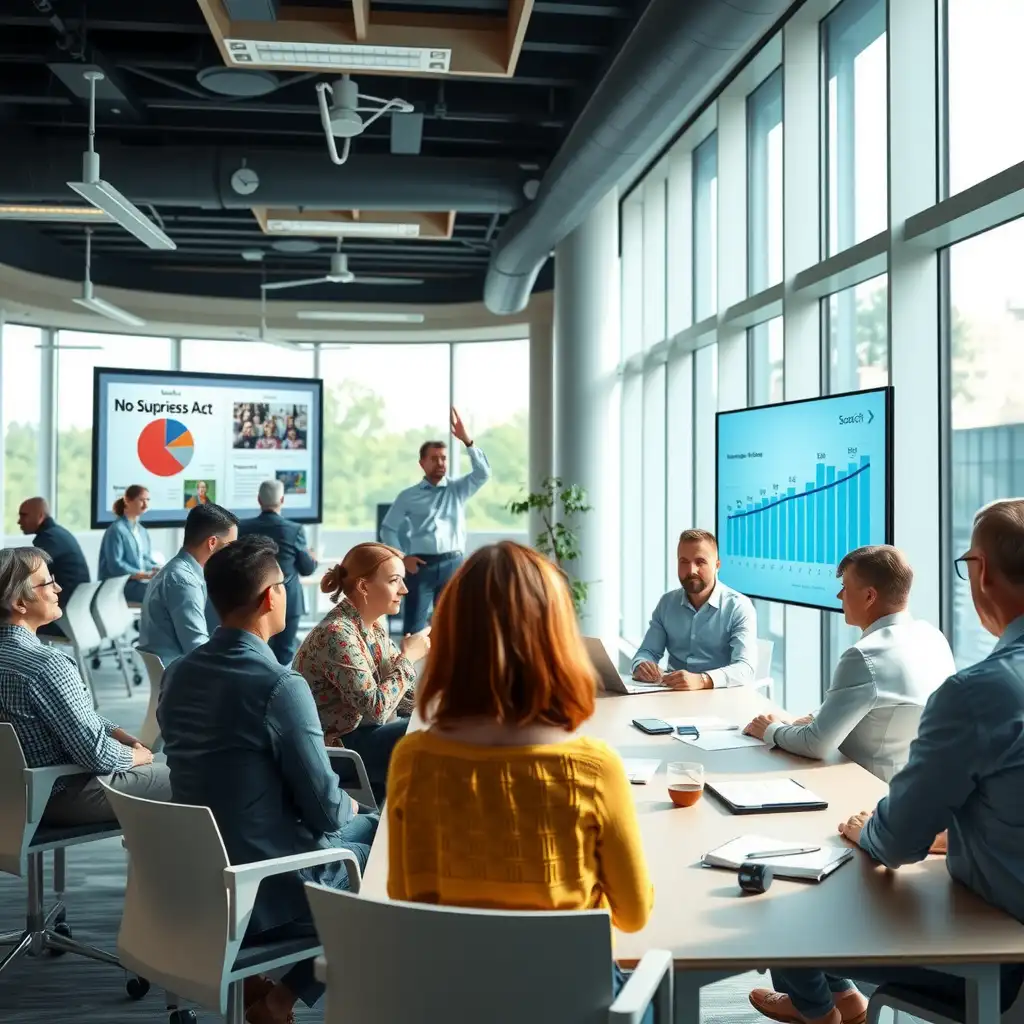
[450,406,472,447]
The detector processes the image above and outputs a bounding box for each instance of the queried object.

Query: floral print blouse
[294,598,416,744]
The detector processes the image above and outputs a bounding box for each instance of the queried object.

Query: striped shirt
[0,623,134,791]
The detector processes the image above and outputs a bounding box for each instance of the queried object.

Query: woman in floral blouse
[294,542,431,802]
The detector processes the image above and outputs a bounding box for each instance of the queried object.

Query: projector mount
[315,75,413,166]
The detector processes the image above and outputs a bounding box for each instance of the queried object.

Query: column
[39,327,57,507]
[554,188,621,643]
[528,315,555,548]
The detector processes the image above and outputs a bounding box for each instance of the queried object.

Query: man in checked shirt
[0,547,170,826]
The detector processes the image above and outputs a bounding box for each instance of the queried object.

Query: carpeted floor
[0,658,776,1024]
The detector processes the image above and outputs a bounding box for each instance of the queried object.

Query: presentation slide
[715,387,892,612]
[91,368,323,529]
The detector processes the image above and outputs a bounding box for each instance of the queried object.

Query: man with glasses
[0,547,170,826]
[158,535,377,1024]
[749,499,1024,1024]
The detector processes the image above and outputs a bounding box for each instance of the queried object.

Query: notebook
[702,834,853,882]
[621,758,661,785]
[705,778,827,814]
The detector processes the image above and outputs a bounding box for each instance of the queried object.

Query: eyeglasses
[32,577,59,591]
[954,555,980,582]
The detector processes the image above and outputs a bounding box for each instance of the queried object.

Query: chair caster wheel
[169,1010,198,1024]
[91,657,101,669]
[126,975,150,1000]
[48,920,72,955]
[133,673,143,685]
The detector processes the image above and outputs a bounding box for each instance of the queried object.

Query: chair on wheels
[101,784,362,1024]
[306,885,673,1024]
[138,651,165,753]
[92,576,144,695]
[867,980,1024,1024]
[0,724,147,997]
[40,580,104,708]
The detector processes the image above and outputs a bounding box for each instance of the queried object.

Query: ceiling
[0,0,650,306]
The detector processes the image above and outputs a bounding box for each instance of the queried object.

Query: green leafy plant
[508,476,593,613]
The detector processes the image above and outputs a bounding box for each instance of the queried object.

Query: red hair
[416,541,596,731]
[321,542,403,603]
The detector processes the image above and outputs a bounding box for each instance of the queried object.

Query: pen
[745,846,821,859]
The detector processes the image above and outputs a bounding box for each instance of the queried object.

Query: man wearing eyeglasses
[0,547,170,827]
[749,499,1024,1024]
[158,535,377,1024]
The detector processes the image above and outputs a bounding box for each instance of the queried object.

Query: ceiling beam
[351,0,370,42]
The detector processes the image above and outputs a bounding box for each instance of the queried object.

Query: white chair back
[93,576,136,640]
[0,723,32,877]
[101,785,235,1011]
[138,651,165,752]
[306,886,615,1024]
[60,580,103,653]
[755,638,774,680]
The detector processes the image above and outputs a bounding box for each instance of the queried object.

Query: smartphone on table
[632,718,674,735]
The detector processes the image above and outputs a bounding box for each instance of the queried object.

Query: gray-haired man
[237,480,317,665]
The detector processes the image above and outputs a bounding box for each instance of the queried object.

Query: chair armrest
[325,747,376,808]
[608,950,673,1024]
[223,848,362,941]
[25,765,93,824]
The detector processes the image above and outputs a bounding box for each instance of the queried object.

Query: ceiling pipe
[483,0,793,315]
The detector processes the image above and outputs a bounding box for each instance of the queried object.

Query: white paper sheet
[709,778,821,807]
[667,716,740,732]
[621,758,661,784]
[672,730,764,751]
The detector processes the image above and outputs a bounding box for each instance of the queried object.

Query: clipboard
[705,778,828,814]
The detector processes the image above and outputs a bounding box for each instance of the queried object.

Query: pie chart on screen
[137,418,194,477]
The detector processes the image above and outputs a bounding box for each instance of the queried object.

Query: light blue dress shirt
[631,581,758,688]
[98,516,158,579]
[860,613,1024,927]
[138,550,209,667]
[380,445,491,556]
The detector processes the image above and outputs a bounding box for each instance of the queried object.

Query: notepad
[702,834,853,882]
[673,731,765,751]
[621,758,661,784]
[705,778,827,813]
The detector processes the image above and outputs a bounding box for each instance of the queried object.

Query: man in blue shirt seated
[158,535,377,1024]
[139,503,238,668]
[749,497,1024,1024]
[17,497,90,638]
[632,528,758,690]
[380,405,491,634]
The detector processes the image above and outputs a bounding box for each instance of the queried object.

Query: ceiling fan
[261,241,423,292]
[316,75,413,166]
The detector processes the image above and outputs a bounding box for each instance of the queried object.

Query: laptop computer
[583,637,668,695]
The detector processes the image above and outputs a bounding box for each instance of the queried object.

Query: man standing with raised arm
[380,407,491,635]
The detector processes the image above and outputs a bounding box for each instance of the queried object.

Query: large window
[181,338,314,377]
[946,0,1024,197]
[620,373,644,642]
[55,332,172,535]
[2,325,42,538]
[749,318,784,407]
[826,275,889,395]
[948,217,1024,666]
[621,199,644,359]
[823,0,887,256]
[692,133,719,322]
[747,68,784,294]
[452,339,529,531]
[642,365,667,616]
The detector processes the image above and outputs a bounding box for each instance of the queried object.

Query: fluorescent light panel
[265,219,421,238]
[67,179,177,250]
[224,39,451,73]
[0,204,111,222]
[73,293,146,328]
[297,311,425,323]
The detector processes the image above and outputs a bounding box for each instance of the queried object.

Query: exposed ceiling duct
[0,137,532,214]
[483,0,793,316]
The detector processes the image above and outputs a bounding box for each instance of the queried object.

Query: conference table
[360,685,1024,1024]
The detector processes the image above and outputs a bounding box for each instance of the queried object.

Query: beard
[682,574,710,594]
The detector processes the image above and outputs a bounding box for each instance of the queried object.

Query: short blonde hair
[973,499,1024,585]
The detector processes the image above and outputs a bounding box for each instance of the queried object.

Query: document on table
[621,758,661,784]
[702,834,852,881]
[667,716,739,733]
[672,730,764,751]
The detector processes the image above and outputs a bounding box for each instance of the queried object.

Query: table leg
[961,965,1001,1024]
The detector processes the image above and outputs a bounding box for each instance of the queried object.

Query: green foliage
[3,422,39,528]
[508,476,593,613]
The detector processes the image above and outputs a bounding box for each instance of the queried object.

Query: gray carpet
[0,658,771,1024]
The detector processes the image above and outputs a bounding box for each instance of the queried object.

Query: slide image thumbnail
[138,418,194,477]
[184,479,216,509]
[276,469,308,496]
[233,401,308,451]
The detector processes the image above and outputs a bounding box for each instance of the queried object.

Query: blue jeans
[770,964,1024,1021]
[123,577,149,604]
[403,553,462,634]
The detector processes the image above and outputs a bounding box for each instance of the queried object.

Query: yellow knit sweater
[386,730,654,933]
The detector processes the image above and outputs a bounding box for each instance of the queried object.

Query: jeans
[770,964,1024,1021]
[123,578,149,604]
[403,553,462,634]
[244,812,379,1008]
[338,718,410,807]
[269,616,301,666]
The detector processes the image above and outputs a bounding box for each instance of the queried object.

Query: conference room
[1,0,1024,1022]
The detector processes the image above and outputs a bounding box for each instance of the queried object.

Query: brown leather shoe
[243,976,273,1009]
[749,989,859,1024]
[245,993,296,1024]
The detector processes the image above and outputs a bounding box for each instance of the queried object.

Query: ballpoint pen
[744,846,821,859]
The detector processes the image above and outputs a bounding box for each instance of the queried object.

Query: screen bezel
[714,385,894,613]
[90,365,325,530]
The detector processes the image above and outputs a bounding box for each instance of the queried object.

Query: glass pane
[643,180,667,348]
[827,612,863,679]
[747,68,784,293]
[452,339,529,534]
[948,216,1024,666]
[824,0,887,256]
[692,133,718,322]
[751,597,787,693]
[693,343,718,528]
[947,0,1024,196]
[827,275,889,394]
[621,200,644,359]
[181,338,314,377]
[642,365,667,615]
[621,374,644,642]
[2,324,42,543]
[749,317,784,406]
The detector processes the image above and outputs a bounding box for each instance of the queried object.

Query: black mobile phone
[632,718,674,735]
